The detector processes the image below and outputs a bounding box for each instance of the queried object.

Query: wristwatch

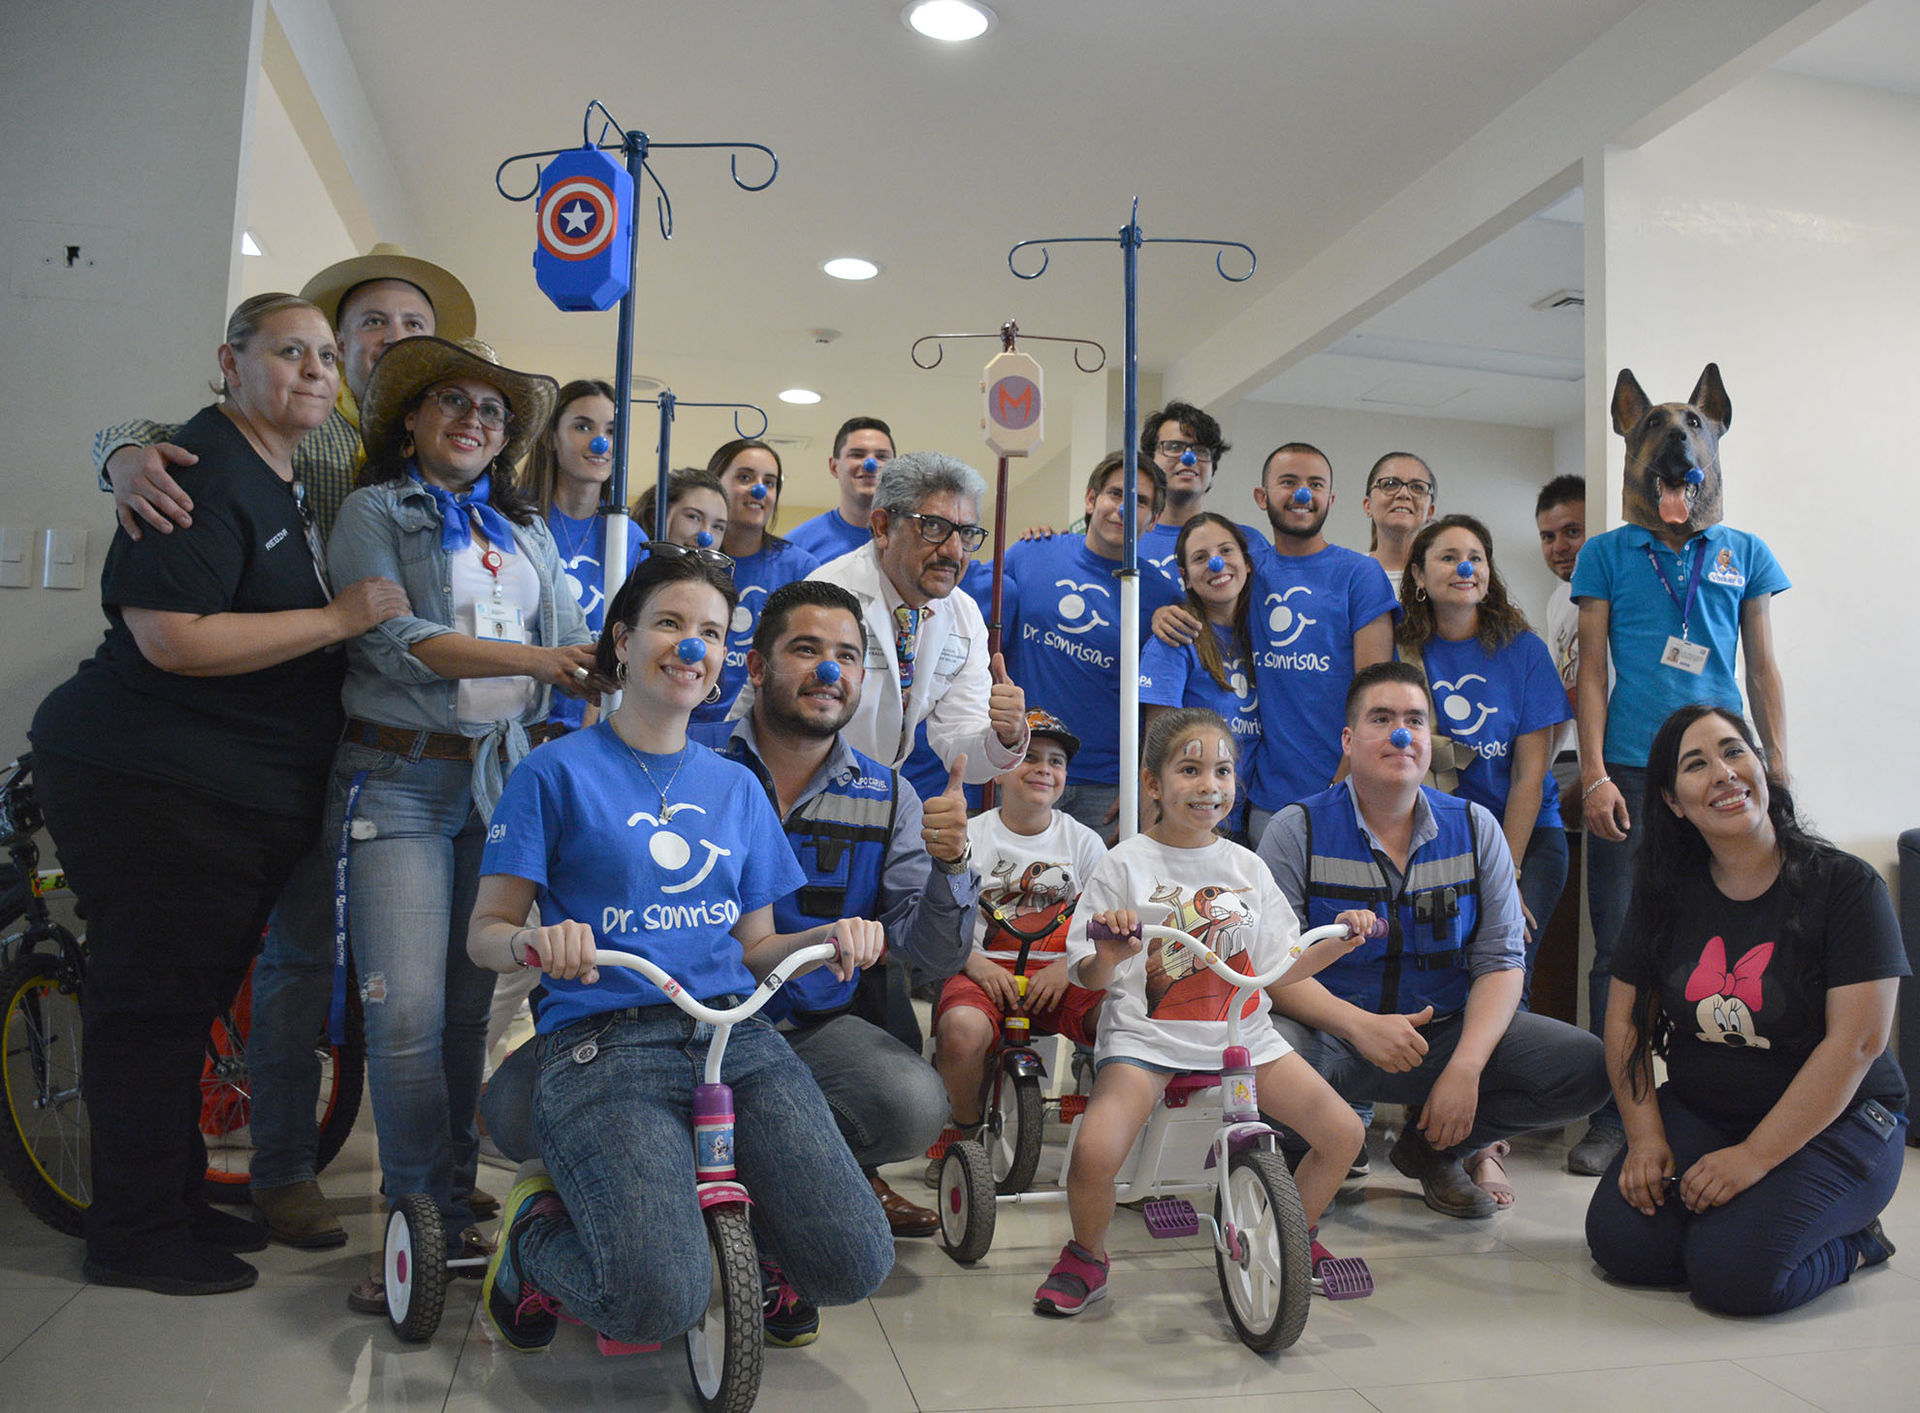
[931,844,972,876]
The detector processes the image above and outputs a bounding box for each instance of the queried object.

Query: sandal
[1466,1140,1515,1208]
[347,1272,387,1316]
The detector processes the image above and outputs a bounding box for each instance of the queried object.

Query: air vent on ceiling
[1530,289,1585,312]
[764,434,812,452]
[629,373,667,396]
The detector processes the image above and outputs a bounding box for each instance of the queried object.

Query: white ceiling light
[903,0,995,43]
[241,230,265,257]
[779,388,822,405]
[822,257,880,281]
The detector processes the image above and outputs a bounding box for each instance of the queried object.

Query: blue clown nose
[1684,467,1705,486]
[814,660,841,685]
[1456,560,1476,578]
[588,435,610,456]
[1291,486,1313,507]
[1207,555,1226,574]
[677,638,707,663]
[1180,449,1198,468]
[695,531,714,548]
[862,457,879,474]
[1390,728,1413,749]
[748,482,769,500]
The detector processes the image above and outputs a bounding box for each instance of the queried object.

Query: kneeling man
[1257,662,1607,1217]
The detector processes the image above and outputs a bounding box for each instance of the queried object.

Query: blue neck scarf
[408,464,517,556]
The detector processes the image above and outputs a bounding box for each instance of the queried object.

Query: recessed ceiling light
[903,0,995,42]
[241,231,265,257]
[779,388,822,405]
[822,257,880,281]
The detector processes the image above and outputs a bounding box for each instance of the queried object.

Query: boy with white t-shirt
[931,710,1107,1145]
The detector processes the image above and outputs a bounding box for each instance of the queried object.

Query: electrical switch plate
[0,526,28,588]
[42,528,86,590]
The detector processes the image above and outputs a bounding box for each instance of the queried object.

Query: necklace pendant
[658,804,679,823]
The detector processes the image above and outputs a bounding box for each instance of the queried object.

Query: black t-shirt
[1613,848,1909,1124]
[32,405,345,819]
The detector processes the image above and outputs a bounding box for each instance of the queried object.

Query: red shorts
[934,970,1102,1049]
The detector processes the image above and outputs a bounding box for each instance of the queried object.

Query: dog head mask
[1612,362,1729,540]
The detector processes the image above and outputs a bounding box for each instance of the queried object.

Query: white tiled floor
[3,1123,1915,1413]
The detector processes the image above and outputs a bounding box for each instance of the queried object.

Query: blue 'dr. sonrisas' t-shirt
[1003,533,1178,787]
[481,722,806,1030]
[1242,542,1398,811]
[785,507,871,565]
[1137,519,1272,598]
[692,537,821,726]
[1409,629,1571,829]
[1138,624,1260,836]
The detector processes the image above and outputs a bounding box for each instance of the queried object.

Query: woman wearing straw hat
[322,334,612,1311]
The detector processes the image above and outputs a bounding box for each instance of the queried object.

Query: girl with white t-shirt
[1033,708,1379,1318]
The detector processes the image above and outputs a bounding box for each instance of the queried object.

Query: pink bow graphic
[1683,936,1772,1011]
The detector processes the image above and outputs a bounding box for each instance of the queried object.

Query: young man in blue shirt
[787,416,896,564]
[1134,400,1270,590]
[1003,452,1172,833]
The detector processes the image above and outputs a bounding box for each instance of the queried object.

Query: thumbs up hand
[988,652,1026,749]
[921,754,970,864]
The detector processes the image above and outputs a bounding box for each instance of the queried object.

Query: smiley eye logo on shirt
[625,803,732,893]
[730,584,766,638]
[561,552,604,619]
[1431,674,1498,736]
[1228,670,1250,700]
[1263,586,1317,646]
[1053,578,1112,635]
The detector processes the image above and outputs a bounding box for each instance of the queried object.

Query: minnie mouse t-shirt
[1613,849,1907,1124]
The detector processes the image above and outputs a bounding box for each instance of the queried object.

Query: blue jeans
[246,838,333,1191]
[1583,762,1647,1126]
[1586,1088,1907,1314]
[782,1013,951,1168]
[523,1006,894,1344]
[1517,823,1571,1011]
[323,743,496,1234]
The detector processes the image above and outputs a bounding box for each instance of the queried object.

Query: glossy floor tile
[1,1122,1914,1412]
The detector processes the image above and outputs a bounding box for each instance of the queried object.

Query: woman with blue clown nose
[632,466,731,569]
[1395,514,1572,1039]
[523,377,646,732]
[325,335,611,1313]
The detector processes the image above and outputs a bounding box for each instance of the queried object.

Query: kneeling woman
[1585,705,1906,1315]
[468,553,893,1350]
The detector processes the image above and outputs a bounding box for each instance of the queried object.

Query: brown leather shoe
[254,1180,348,1250]
[462,1186,500,1221]
[1388,1124,1498,1219]
[869,1174,939,1237]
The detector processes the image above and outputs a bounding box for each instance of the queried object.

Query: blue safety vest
[1297,784,1480,1018]
[724,737,899,1025]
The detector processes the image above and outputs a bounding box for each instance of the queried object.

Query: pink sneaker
[1033,1240,1109,1316]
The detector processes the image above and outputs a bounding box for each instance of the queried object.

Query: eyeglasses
[902,512,989,552]
[1370,475,1432,499]
[648,540,736,574]
[1156,440,1214,465]
[426,388,513,430]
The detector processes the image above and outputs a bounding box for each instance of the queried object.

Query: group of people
[29,242,1901,1350]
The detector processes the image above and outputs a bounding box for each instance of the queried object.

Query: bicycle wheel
[987,1070,1044,1196]
[685,1202,763,1413]
[936,1139,997,1265]
[0,949,88,1235]
[1214,1149,1311,1353]
[201,962,365,1200]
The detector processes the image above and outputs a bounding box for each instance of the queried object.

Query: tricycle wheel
[385,1192,447,1343]
[937,1139,996,1264]
[1214,1149,1310,1353]
[686,1202,763,1413]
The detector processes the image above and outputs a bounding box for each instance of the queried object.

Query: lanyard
[1643,538,1709,641]
[480,545,506,600]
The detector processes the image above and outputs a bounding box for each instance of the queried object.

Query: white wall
[1208,402,1563,626]
[0,0,264,757]
[1596,69,1920,869]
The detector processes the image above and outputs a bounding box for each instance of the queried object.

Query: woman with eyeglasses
[1361,452,1438,579]
[521,378,646,733]
[29,293,409,1296]
[700,438,820,724]
[323,336,610,1312]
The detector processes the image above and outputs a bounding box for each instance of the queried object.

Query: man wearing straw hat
[86,244,478,1251]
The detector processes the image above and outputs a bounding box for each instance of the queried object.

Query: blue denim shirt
[326,476,593,734]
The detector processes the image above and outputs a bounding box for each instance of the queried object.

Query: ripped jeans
[322,742,496,1235]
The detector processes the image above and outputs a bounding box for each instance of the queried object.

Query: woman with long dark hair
[702,437,820,723]
[1584,704,1905,1314]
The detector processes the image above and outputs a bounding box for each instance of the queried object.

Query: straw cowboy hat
[299,242,477,340]
[358,336,557,472]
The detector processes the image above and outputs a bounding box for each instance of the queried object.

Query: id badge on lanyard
[1647,540,1710,676]
[473,546,525,642]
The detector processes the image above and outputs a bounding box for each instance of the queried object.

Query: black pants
[35,754,312,1263]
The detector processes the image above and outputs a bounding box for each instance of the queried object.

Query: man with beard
[703,581,977,1276]
[1156,442,1397,843]
[746,452,1029,782]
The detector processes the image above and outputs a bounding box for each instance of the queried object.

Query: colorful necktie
[894,603,920,696]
